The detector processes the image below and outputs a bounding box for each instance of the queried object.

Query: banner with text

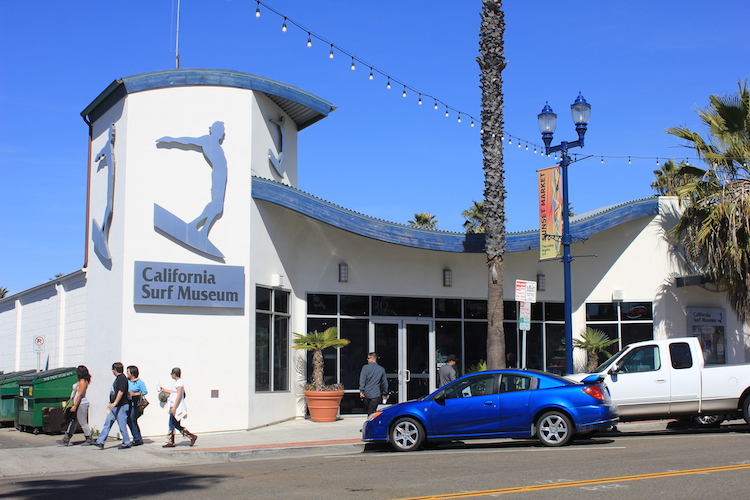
[134,261,245,309]
[538,166,563,261]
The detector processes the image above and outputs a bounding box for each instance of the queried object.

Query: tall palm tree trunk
[479,1,507,370]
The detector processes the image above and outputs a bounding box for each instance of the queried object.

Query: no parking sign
[33,335,45,353]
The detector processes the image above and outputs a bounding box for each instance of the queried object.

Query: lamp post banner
[538,166,562,260]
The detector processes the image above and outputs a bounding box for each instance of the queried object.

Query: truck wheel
[691,415,724,428]
[390,417,424,451]
[32,427,40,435]
[537,411,573,447]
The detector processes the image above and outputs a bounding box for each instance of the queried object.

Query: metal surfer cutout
[92,124,116,262]
[267,116,286,181]
[154,121,227,259]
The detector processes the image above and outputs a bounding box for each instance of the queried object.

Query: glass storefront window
[256,287,290,392]
[436,298,462,318]
[307,294,337,315]
[372,296,432,317]
[436,321,462,364]
[340,295,369,316]
[464,300,487,319]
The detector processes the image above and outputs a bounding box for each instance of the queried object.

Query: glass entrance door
[374,321,433,403]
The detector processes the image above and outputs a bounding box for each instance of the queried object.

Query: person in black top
[93,362,132,449]
[359,352,388,416]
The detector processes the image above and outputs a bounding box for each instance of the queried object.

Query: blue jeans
[127,404,143,442]
[168,414,185,433]
[97,405,131,445]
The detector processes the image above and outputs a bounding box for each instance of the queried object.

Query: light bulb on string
[533,147,537,154]
[255,2,261,18]
[369,68,373,80]
[600,157,604,164]
[434,101,438,110]
[525,143,529,151]
[656,158,660,166]
[508,138,512,145]
[329,45,334,59]
[470,121,475,127]
[282,18,287,32]
[418,94,422,105]
[351,58,356,71]
[500,135,504,141]
[517,141,521,148]
[628,157,632,164]
[457,114,461,123]
[307,33,312,48]
[445,108,449,118]
[386,78,391,90]
[402,86,407,98]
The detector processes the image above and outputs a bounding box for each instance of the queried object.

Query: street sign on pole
[33,336,45,353]
[515,280,537,303]
[519,301,531,331]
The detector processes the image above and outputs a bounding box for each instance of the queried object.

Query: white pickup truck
[568,337,750,427]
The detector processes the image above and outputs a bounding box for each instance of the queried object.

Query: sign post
[515,280,537,369]
[33,336,45,372]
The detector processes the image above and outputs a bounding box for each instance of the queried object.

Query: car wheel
[537,411,573,447]
[691,415,724,428]
[742,396,750,426]
[390,417,424,452]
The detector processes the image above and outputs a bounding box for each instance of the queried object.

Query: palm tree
[292,327,349,390]
[651,160,706,196]
[478,1,507,369]
[408,212,439,230]
[573,328,618,372]
[0,287,8,299]
[462,200,486,233]
[666,81,750,322]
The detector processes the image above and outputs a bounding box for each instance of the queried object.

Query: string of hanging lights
[251,1,748,169]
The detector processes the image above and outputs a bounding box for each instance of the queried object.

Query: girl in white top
[158,367,197,447]
[62,365,93,446]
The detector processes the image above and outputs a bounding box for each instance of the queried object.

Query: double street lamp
[537,93,591,375]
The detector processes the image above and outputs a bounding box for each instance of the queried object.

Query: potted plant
[573,327,619,372]
[292,327,350,422]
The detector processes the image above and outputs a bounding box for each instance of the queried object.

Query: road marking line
[394,463,750,499]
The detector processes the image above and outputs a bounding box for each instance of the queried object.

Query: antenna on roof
[174,0,181,69]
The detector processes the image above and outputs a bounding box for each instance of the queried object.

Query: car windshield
[593,347,628,373]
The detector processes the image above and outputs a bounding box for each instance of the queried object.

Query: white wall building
[1,69,747,436]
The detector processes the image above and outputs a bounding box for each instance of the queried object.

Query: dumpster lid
[18,367,77,383]
[0,370,37,383]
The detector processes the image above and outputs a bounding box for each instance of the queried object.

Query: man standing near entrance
[438,354,458,387]
[94,362,132,450]
[360,352,388,416]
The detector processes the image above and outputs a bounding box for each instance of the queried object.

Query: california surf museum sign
[134,261,245,308]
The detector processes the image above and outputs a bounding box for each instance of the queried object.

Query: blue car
[362,369,618,451]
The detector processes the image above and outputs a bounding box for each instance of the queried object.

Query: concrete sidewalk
[0,417,679,479]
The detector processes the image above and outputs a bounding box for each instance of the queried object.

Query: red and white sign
[515,280,537,303]
[33,335,45,353]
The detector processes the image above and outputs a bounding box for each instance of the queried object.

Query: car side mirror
[608,364,620,375]
[433,391,446,403]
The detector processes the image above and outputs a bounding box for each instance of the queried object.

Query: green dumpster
[16,367,77,434]
[0,370,36,426]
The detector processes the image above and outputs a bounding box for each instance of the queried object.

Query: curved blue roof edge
[251,177,660,254]
[81,69,335,130]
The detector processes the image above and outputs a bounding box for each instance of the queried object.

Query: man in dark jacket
[94,362,132,449]
[359,352,388,415]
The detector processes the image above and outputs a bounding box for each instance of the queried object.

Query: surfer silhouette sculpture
[92,124,116,262]
[154,121,227,259]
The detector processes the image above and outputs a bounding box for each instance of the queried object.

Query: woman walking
[62,365,93,446]
[126,365,148,446]
[159,367,197,447]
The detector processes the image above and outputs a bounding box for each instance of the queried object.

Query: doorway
[373,321,433,403]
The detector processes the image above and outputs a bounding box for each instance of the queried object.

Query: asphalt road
[1,424,749,499]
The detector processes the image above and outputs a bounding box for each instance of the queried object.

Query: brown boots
[162,430,175,448]
[162,429,197,447]
[182,429,198,446]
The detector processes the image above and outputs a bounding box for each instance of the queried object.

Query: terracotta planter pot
[304,390,344,422]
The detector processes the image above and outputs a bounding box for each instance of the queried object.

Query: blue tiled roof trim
[252,177,660,254]
[81,69,335,130]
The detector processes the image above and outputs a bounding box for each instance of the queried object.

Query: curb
[156,440,365,460]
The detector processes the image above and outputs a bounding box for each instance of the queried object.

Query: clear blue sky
[1,0,748,294]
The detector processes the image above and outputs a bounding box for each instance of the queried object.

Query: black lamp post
[537,93,591,375]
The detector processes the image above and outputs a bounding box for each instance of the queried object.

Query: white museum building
[1,69,747,436]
